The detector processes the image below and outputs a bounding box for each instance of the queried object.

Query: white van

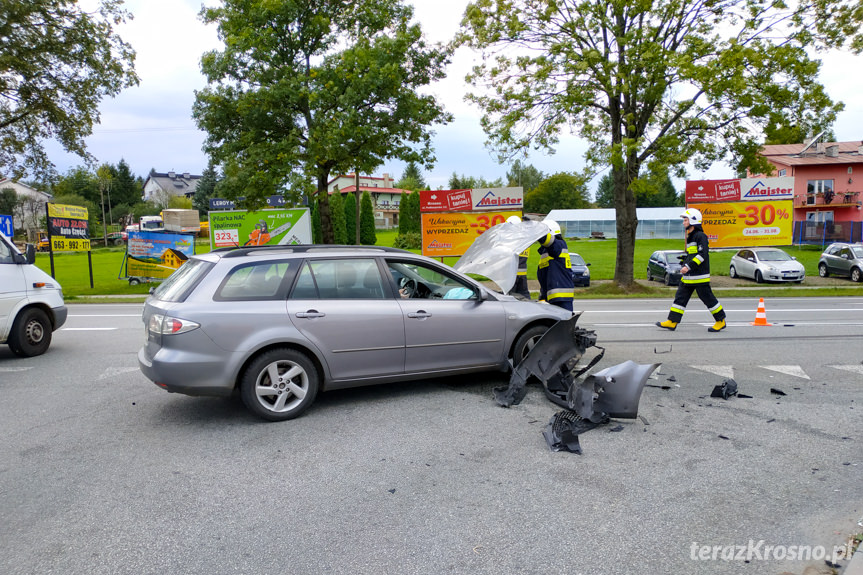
[0,231,67,357]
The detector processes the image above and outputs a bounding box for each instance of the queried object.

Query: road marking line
[830,365,863,375]
[0,367,33,372]
[691,365,734,378]
[61,328,118,331]
[761,365,810,379]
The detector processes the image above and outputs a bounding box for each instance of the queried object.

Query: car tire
[8,308,52,357]
[755,270,763,283]
[646,269,653,281]
[512,325,548,367]
[852,267,862,283]
[129,278,141,286]
[729,265,737,279]
[240,348,319,421]
[114,238,124,246]
[819,263,829,278]
[664,273,672,286]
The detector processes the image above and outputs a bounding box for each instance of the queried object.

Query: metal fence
[793,220,863,246]
[561,219,685,240]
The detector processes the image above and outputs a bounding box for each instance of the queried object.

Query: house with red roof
[753,140,863,243]
[327,173,412,229]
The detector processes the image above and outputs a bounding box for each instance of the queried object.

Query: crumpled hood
[453,220,548,293]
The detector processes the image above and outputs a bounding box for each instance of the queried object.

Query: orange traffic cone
[750,297,772,326]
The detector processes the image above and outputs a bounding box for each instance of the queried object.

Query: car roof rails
[215,244,411,258]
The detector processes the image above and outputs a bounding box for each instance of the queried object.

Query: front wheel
[8,308,52,357]
[729,265,737,279]
[664,273,672,286]
[512,325,548,367]
[819,263,829,278]
[852,267,862,283]
[755,270,764,284]
[240,348,319,421]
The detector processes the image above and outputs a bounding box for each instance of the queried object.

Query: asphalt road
[1,298,861,575]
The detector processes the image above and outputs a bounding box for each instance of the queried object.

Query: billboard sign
[126,231,195,279]
[419,189,473,212]
[690,200,793,248]
[208,208,312,249]
[739,177,795,201]
[47,203,90,251]
[421,211,522,257]
[686,177,795,203]
[470,187,524,211]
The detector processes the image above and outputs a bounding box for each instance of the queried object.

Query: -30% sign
[737,204,789,226]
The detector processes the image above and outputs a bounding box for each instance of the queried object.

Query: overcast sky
[48,0,863,195]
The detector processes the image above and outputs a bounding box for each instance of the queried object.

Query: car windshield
[852,246,863,257]
[758,250,791,262]
[571,254,585,266]
[666,251,685,262]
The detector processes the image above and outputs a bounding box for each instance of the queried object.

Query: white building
[142,171,202,204]
[327,173,411,229]
[0,178,52,239]
[546,207,686,240]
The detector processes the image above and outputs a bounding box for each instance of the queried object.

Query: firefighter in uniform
[505,216,531,299]
[537,219,574,312]
[657,208,726,332]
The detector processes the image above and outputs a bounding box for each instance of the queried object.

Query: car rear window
[150,259,214,303]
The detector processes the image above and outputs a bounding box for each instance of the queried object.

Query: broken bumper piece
[495,314,660,424]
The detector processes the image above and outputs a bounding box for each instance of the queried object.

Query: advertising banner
[470,187,524,211]
[686,177,795,203]
[690,200,794,248]
[421,211,522,257]
[126,231,195,279]
[46,203,90,251]
[209,208,312,249]
[420,189,473,212]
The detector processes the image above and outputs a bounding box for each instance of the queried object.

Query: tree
[110,159,142,208]
[360,191,377,245]
[310,199,322,243]
[0,188,20,218]
[51,167,99,205]
[594,174,614,208]
[448,173,503,189]
[524,173,590,214]
[193,0,451,244]
[506,160,544,195]
[328,191,347,245]
[459,0,859,286]
[194,164,220,215]
[396,161,427,191]
[0,0,138,179]
[343,193,357,245]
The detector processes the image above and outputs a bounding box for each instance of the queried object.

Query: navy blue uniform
[508,248,531,299]
[665,224,725,323]
[537,233,574,312]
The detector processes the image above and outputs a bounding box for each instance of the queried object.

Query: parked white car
[0,232,67,356]
[729,247,805,283]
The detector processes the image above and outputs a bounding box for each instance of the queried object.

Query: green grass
[34,234,859,300]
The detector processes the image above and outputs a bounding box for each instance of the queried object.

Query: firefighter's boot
[656,320,678,331]
[708,319,726,332]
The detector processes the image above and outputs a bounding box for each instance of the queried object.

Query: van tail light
[148,313,200,335]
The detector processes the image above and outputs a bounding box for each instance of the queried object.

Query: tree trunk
[612,157,640,287]
[317,173,334,244]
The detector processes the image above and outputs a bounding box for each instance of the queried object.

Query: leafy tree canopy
[524,172,590,214]
[193,0,452,243]
[396,161,427,191]
[459,0,861,285]
[448,172,503,189]
[506,160,544,195]
[0,0,138,179]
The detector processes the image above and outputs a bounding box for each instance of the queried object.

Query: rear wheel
[240,348,319,421]
[8,308,52,357]
[755,270,763,283]
[852,267,862,283]
[512,325,548,366]
[819,263,829,278]
[646,268,653,281]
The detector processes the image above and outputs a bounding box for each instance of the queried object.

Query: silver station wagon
[138,245,572,421]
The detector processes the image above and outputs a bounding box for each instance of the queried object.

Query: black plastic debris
[711,378,738,400]
[718,434,730,440]
[542,410,609,453]
[770,387,787,396]
[667,376,677,382]
[609,425,624,432]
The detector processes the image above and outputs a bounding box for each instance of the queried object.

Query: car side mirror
[586,262,591,267]
[24,243,36,264]
[791,256,797,260]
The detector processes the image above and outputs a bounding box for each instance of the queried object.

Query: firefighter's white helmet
[506,216,522,224]
[543,219,561,236]
[680,208,702,225]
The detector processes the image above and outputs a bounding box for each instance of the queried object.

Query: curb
[845,544,863,575]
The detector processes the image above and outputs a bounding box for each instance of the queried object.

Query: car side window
[840,248,851,259]
[827,245,840,256]
[215,260,296,301]
[386,259,477,300]
[290,258,385,300]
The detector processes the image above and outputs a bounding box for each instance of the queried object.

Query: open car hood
[453,220,548,294]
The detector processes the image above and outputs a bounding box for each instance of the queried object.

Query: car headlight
[584,268,590,277]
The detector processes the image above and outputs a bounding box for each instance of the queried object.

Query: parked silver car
[138,245,573,421]
[818,242,863,282]
[729,247,805,283]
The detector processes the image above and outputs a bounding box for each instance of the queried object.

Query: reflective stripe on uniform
[709,302,723,314]
[686,245,698,254]
[670,305,686,314]
[692,255,704,265]
[547,288,574,300]
[682,275,711,284]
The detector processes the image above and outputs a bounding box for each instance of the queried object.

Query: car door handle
[296,310,326,318]
[407,311,432,319]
